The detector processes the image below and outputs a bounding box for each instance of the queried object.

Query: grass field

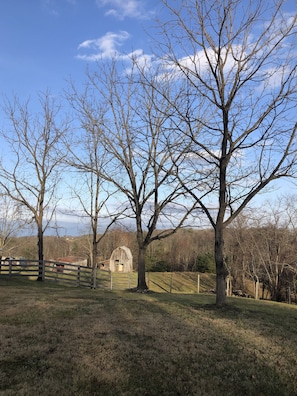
[0,277,296,396]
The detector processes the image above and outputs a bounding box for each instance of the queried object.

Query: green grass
[97,271,215,293]
[1,265,216,294]
[0,277,297,395]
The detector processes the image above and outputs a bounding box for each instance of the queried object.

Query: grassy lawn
[0,278,296,395]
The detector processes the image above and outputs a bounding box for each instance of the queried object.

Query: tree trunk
[215,224,227,306]
[137,246,148,291]
[37,223,44,281]
[92,230,98,289]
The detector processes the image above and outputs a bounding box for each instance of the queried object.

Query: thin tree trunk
[37,223,44,281]
[92,228,98,288]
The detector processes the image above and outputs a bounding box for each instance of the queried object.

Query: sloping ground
[0,278,296,396]
[146,272,216,293]
[97,271,216,293]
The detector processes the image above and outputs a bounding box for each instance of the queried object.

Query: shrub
[150,260,171,272]
[193,253,215,273]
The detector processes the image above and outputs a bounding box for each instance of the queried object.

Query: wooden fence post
[197,274,200,294]
[226,276,232,296]
[110,271,112,290]
[92,266,97,289]
[42,260,45,281]
[255,280,259,300]
[77,266,81,286]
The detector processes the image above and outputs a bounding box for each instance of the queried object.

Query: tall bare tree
[0,91,68,280]
[69,59,199,290]
[62,114,123,287]
[153,0,297,305]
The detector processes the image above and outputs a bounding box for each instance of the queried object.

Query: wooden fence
[0,259,41,278]
[0,259,205,293]
[0,259,137,289]
[0,259,93,288]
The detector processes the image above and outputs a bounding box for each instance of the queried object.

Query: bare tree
[62,117,124,287]
[0,193,29,264]
[247,199,297,301]
[225,210,257,292]
[0,91,68,280]
[69,59,199,291]
[226,197,297,301]
[152,0,297,305]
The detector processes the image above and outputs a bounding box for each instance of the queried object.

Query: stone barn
[109,246,133,273]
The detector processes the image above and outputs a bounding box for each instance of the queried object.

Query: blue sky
[0,0,158,100]
[0,0,297,237]
[0,0,161,235]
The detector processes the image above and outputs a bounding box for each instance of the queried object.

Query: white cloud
[77,31,155,67]
[96,0,151,20]
[122,49,155,68]
[77,31,131,61]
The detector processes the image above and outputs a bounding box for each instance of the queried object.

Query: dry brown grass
[0,277,297,395]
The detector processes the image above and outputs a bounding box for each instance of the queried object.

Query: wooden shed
[109,246,133,273]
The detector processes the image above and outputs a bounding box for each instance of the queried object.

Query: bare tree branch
[0,91,69,279]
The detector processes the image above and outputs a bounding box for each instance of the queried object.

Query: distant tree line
[3,200,297,304]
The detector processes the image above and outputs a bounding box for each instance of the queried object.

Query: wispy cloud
[96,0,152,20]
[77,31,155,66]
[77,31,131,61]
[42,0,77,16]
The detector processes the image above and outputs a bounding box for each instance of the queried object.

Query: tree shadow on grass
[0,286,296,396]
[69,293,297,396]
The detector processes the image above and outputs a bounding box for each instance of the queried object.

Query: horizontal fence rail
[0,259,40,277]
[0,259,93,288]
[44,261,93,287]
